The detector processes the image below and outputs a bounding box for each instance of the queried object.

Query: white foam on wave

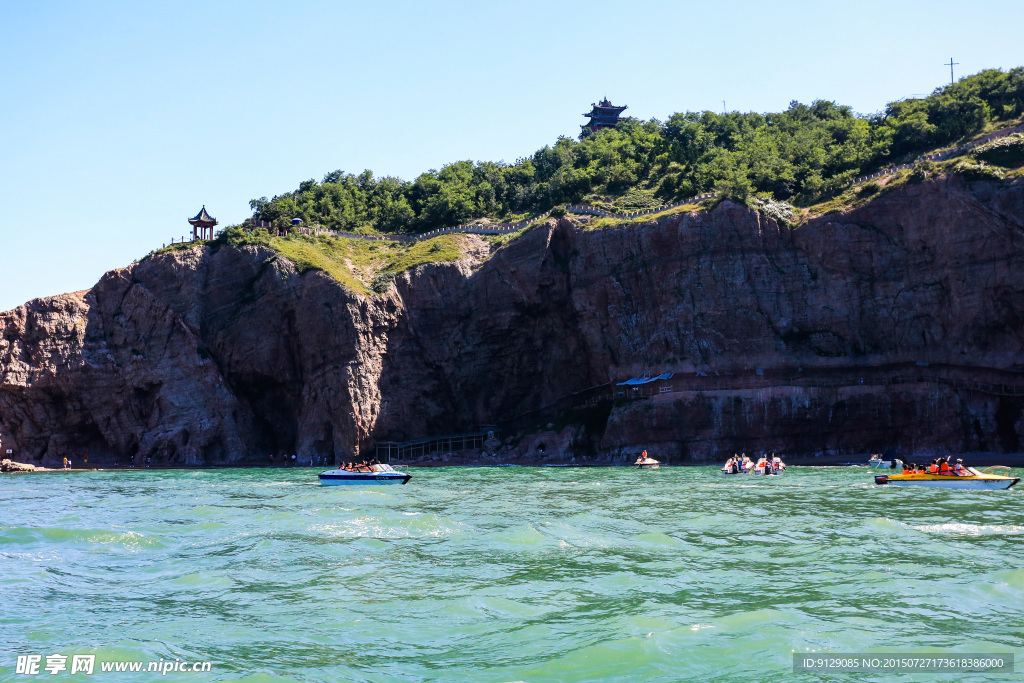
[909,522,1024,536]
[309,515,469,539]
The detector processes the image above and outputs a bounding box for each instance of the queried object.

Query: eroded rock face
[2,175,1023,466]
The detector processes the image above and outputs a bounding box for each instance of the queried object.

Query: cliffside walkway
[847,121,1024,187]
[497,363,1024,436]
[611,363,1024,399]
[374,430,495,462]
[163,120,1024,250]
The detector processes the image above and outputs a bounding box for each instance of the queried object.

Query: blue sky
[1,0,1022,311]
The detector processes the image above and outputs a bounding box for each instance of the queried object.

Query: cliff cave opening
[229,376,300,457]
[995,397,1022,453]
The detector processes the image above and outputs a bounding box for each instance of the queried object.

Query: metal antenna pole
[722,100,726,115]
[946,58,959,85]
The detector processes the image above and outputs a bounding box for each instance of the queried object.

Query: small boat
[753,455,786,476]
[634,452,660,469]
[868,454,906,469]
[721,455,753,475]
[875,466,1019,490]
[319,463,411,486]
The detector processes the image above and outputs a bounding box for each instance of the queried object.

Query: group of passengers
[755,452,783,474]
[724,453,752,473]
[724,452,781,473]
[341,459,382,472]
[903,455,968,476]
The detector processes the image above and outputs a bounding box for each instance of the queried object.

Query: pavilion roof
[585,98,627,116]
[188,206,218,226]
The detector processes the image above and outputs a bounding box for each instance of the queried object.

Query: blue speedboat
[319,464,411,486]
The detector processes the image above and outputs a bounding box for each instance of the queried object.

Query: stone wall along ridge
[163,120,1023,249]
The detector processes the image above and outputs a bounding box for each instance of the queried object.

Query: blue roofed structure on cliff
[582,98,627,135]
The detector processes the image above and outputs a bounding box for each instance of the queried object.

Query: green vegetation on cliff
[267,233,468,295]
[249,68,1024,234]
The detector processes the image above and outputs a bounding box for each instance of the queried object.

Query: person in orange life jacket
[953,458,967,475]
[928,459,938,473]
[939,458,950,474]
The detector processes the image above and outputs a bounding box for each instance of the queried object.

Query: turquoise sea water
[2,466,1022,682]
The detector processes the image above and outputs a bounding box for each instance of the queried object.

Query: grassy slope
[270,233,469,295]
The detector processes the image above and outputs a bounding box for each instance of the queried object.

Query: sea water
[2,466,1022,682]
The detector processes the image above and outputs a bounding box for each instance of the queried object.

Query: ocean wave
[908,522,1024,536]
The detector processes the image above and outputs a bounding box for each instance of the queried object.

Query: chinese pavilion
[188,206,218,241]
[581,98,627,135]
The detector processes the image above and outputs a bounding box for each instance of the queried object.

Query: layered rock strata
[2,175,1023,466]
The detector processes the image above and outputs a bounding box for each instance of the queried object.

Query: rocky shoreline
[1,458,50,472]
[4,451,1023,471]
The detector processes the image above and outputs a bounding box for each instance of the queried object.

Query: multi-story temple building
[581,98,627,135]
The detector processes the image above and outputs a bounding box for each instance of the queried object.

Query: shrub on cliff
[611,189,661,213]
[951,159,1006,181]
[370,272,395,294]
[755,196,795,225]
[971,133,1024,167]
[908,161,936,183]
[216,226,272,248]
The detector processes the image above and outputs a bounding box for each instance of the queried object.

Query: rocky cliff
[3,174,1023,466]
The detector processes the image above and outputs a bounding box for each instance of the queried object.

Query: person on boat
[953,458,967,475]
[928,459,939,474]
[938,458,950,474]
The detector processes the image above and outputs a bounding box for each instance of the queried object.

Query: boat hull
[319,472,411,486]
[875,474,1019,490]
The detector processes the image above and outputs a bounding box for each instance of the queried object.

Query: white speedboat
[753,456,786,475]
[635,456,661,469]
[721,456,752,474]
[869,454,893,469]
[319,463,411,486]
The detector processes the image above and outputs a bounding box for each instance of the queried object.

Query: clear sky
[1,0,1022,311]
